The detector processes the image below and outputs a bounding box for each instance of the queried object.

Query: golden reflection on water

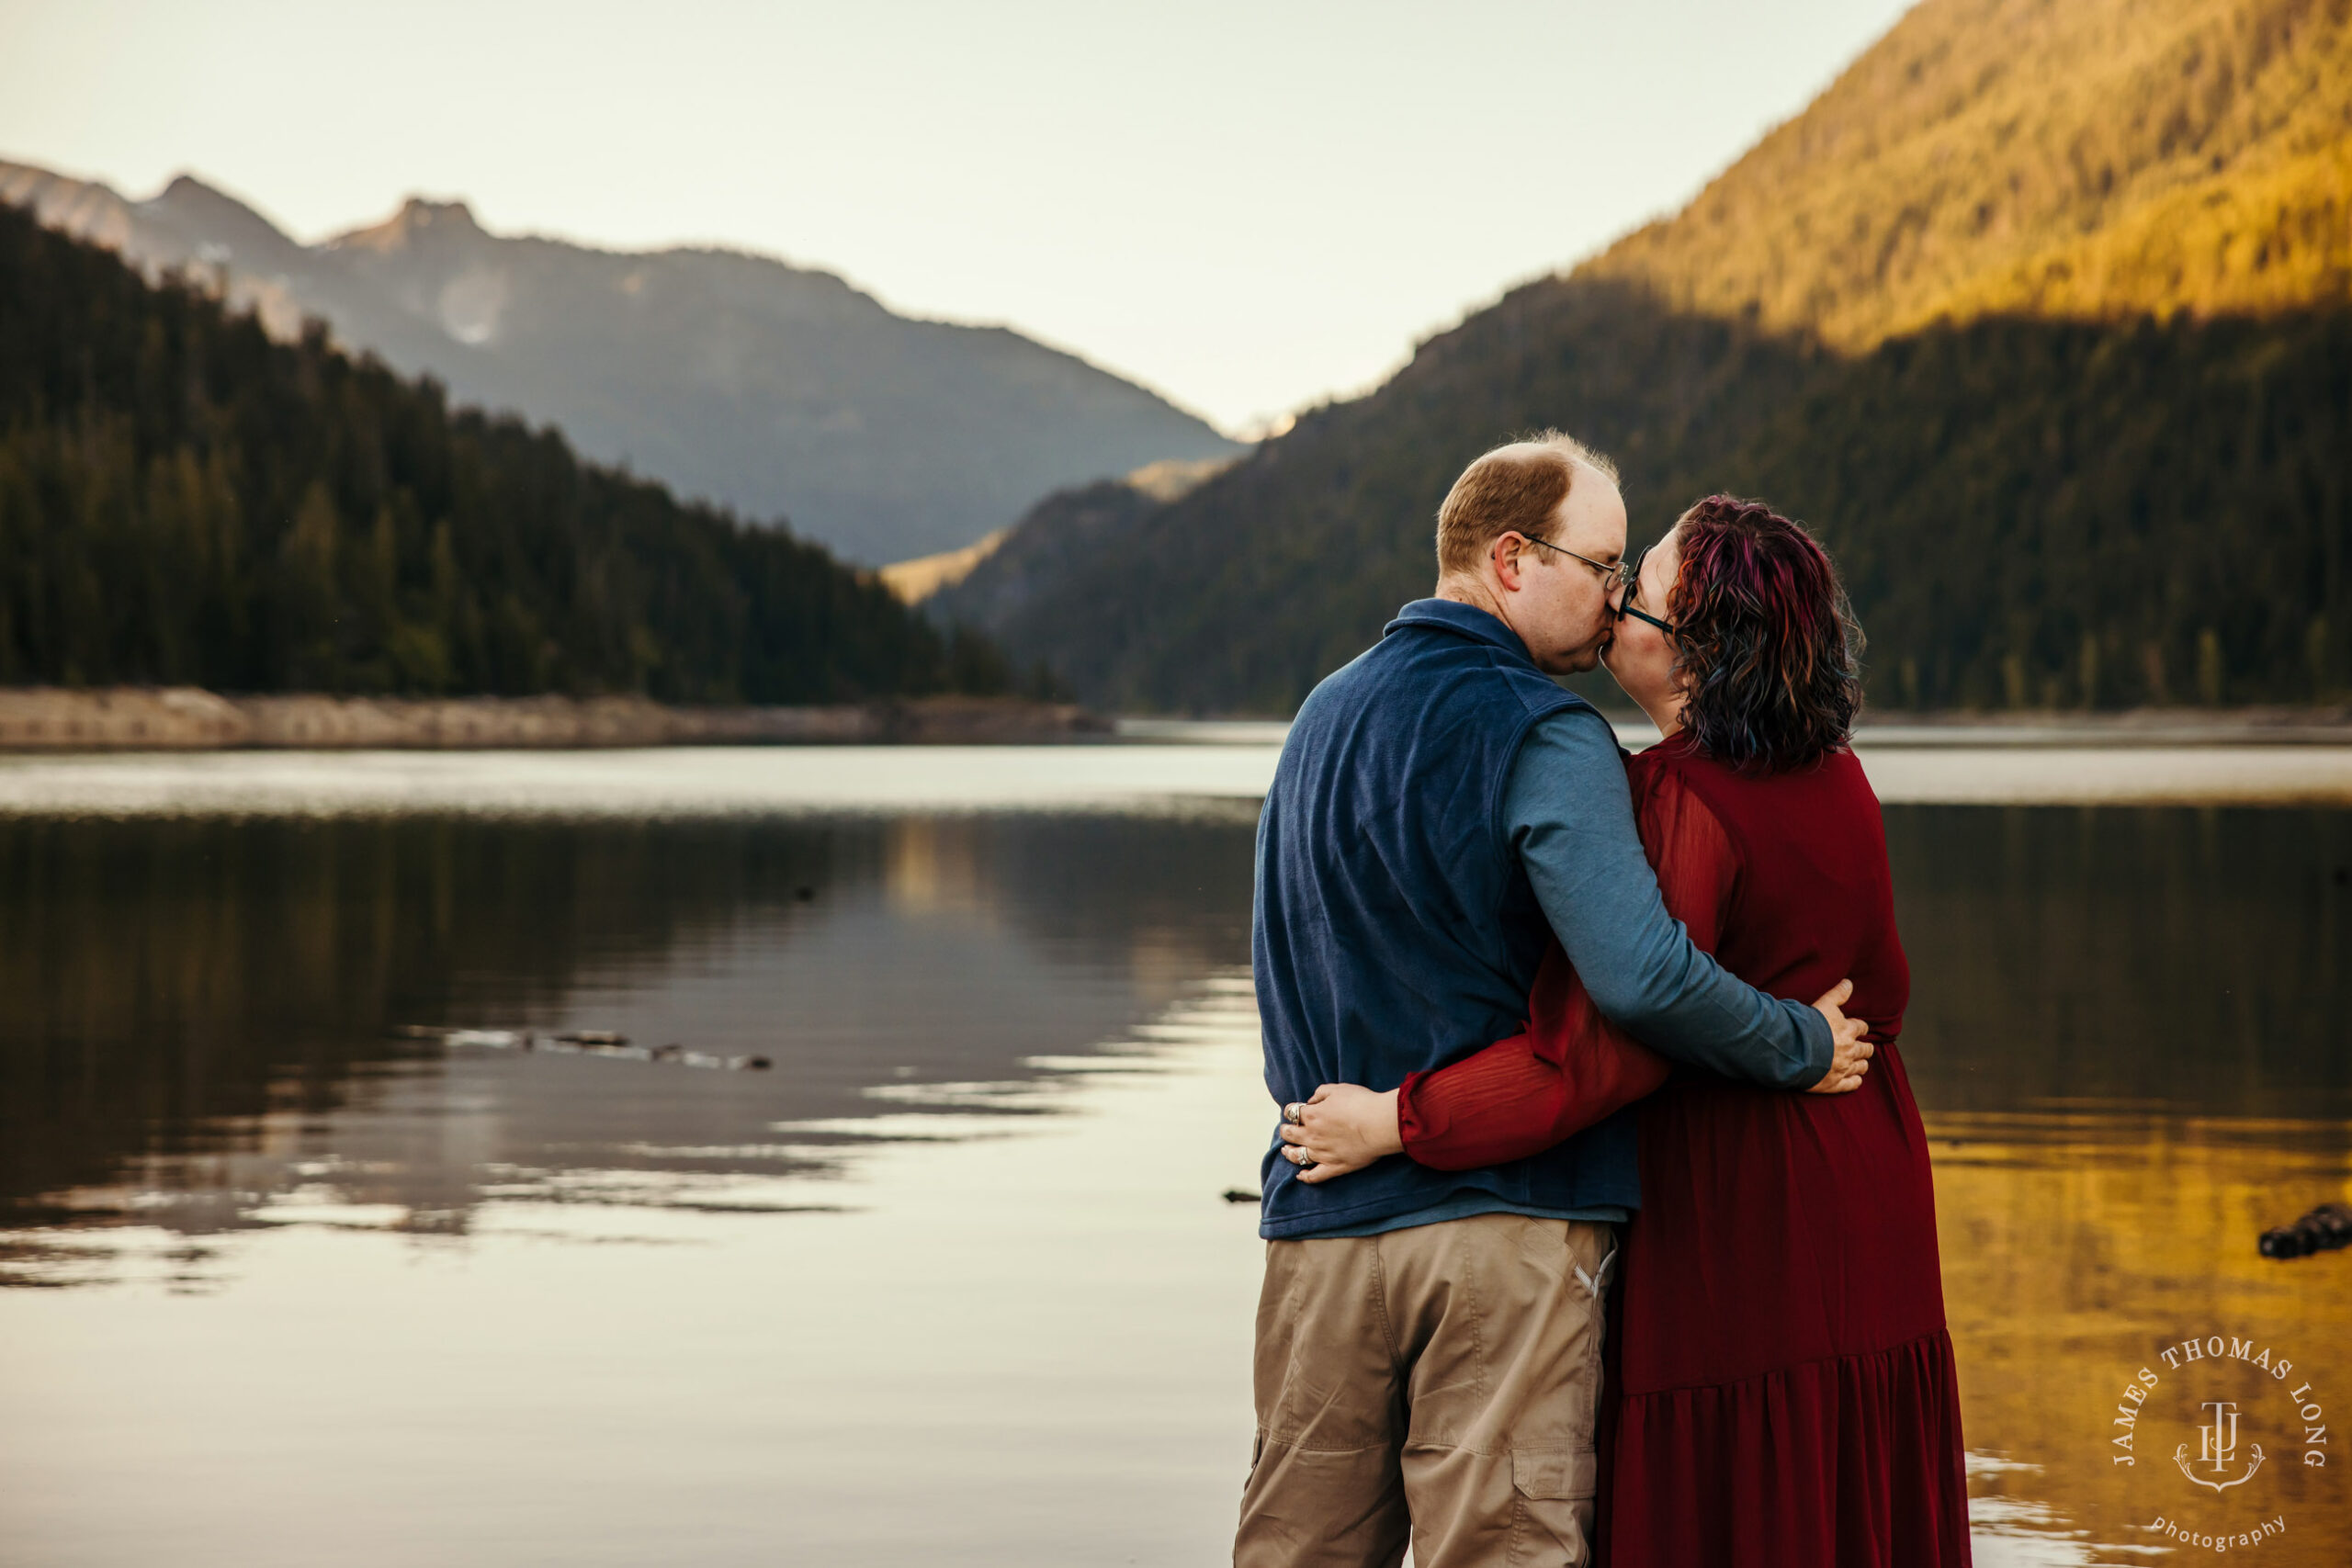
[884,817,994,917]
[1933,1114,2352,1562]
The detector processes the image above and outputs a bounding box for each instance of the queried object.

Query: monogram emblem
[2173,1400,2265,1492]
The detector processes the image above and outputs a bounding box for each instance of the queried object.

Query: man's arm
[1503,707,1830,1088]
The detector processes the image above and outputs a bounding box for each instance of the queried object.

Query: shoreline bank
[0,688,1110,750]
[9,687,2352,754]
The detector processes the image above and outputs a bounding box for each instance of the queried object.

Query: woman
[1279,496,1971,1565]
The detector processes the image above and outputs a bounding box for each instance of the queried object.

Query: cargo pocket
[1510,1447,1597,1563]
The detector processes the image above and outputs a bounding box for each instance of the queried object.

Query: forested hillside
[953,0,2352,714]
[0,204,1007,701]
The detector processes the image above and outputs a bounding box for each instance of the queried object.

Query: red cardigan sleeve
[1396,762,1737,1171]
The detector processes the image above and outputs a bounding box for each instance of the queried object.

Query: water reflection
[2,980,1278,1568]
[1883,806,2352,1562]
[1,795,2348,1564]
[0,813,1253,1265]
[8,802,2346,1249]
[1936,1114,2351,1562]
[1890,805,2352,1119]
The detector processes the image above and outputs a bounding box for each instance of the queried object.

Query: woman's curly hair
[1667,495,1865,772]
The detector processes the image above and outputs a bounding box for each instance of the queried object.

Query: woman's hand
[1277,1084,1404,1183]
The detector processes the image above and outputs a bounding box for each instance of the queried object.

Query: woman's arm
[1284,767,1736,1179]
[1391,950,1668,1170]
[1391,768,1732,1169]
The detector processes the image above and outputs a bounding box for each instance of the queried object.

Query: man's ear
[1490,534,1526,594]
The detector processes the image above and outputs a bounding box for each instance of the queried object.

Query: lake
[2,742,2348,1566]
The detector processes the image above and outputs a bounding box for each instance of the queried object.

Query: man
[1238,434,1871,1567]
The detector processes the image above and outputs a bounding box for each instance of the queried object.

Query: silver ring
[1282,1101,1306,1125]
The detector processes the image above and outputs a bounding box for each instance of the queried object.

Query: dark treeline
[0,203,1009,702]
[1739,310,2352,712]
[965,277,2352,714]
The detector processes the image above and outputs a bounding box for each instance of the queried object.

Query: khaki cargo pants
[1235,1213,1614,1568]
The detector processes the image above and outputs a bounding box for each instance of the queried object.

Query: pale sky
[0,0,1914,434]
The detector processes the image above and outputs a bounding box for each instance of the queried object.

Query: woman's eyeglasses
[1611,544,1678,637]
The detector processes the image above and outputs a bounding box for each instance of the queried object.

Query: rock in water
[2258,1201,2352,1258]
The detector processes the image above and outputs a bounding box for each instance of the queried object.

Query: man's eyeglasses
[1610,543,1678,637]
[1510,531,1620,582]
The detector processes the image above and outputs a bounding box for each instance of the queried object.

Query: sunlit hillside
[1589,0,2352,339]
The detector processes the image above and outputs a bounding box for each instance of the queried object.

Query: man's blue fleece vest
[1252,598,1640,1239]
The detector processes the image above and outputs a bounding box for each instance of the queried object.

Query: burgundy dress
[1395,730,1972,1566]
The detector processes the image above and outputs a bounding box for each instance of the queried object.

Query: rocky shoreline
[0,687,1111,750]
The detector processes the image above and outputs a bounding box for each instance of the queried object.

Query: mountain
[0,162,1240,564]
[951,0,2352,714]
[908,456,1235,613]
[0,202,1010,702]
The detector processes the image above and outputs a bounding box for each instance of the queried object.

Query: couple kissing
[1238,434,1970,1567]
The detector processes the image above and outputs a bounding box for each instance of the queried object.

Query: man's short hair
[1435,432,1620,577]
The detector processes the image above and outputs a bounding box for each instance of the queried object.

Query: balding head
[1435,432,1620,577]
[1430,431,1627,676]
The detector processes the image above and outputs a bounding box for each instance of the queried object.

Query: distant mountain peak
[331,196,484,254]
[141,173,303,264]
[399,196,479,229]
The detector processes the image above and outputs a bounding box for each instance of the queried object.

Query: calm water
[2,748,2348,1565]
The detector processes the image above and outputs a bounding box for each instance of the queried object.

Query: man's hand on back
[1805,979,1873,1095]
